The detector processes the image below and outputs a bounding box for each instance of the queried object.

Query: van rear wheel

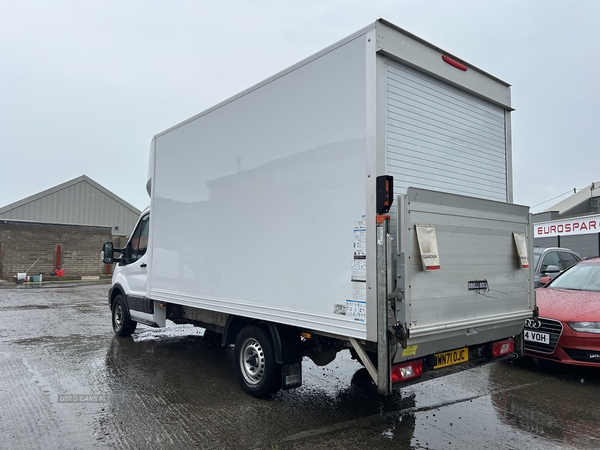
[234,325,281,398]
[112,294,137,337]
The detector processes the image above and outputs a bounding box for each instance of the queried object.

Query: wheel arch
[109,284,128,310]
[224,316,302,365]
[223,316,253,346]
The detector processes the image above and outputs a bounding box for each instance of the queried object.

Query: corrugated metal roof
[545,181,600,214]
[0,175,141,235]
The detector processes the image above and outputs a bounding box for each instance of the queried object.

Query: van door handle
[140,263,147,268]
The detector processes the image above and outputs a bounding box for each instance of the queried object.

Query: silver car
[533,247,582,287]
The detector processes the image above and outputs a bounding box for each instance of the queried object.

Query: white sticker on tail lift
[415,224,441,271]
[513,232,530,269]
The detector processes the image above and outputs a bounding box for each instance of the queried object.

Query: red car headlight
[567,322,600,334]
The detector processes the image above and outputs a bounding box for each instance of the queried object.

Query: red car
[524,257,600,366]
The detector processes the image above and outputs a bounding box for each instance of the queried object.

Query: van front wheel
[234,325,281,398]
[112,294,137,337]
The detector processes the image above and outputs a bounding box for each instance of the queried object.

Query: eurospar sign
[535,214,600,238]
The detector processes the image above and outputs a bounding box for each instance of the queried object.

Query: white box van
[103,19,535,397]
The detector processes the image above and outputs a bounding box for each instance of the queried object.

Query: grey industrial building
[533,181,600,258]
[0,175,141,279]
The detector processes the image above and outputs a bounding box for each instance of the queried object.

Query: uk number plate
[524,329,550,344]
[433,347,469,369]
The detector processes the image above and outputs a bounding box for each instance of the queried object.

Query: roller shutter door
[385,58,508,204]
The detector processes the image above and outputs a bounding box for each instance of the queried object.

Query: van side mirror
[103,242,115,264]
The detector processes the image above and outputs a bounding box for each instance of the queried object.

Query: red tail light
[492,339,515,357]
[391,360,423,383]
[442,55,468,71]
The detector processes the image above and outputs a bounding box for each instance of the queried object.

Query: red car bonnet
[535,287,600,323]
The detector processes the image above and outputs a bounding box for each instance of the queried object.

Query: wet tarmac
[1,283,599,449]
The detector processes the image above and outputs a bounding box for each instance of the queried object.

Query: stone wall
[0,221,128,277]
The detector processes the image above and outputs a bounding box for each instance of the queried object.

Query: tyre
[233,325,281,398]
[112,294,137,337]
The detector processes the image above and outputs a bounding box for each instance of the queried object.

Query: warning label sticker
[353,217,366,258]
[345,299,366,323]
[337,214,368,323]
[351,259,366,282]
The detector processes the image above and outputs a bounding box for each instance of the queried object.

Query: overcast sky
[2,0,598,214]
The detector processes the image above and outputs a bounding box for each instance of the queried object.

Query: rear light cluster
[491,339,515,357]
[391,338,515,385]
[391,360,423,383]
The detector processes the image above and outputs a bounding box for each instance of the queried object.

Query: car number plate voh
[433,347,469,369]
[524,329,550,344]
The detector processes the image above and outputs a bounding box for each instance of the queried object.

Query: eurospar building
[534,182,600,258]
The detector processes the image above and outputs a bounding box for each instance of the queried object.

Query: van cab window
[126,214,150,263]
